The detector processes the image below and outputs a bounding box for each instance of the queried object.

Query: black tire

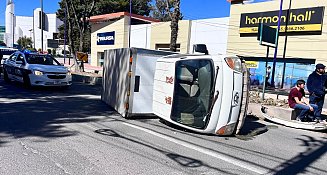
[3,69,10,83]
[23,75,31,87]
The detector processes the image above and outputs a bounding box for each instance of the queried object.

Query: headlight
[67,71,72,75]
[33,70,43,76]
[224,57,243,73]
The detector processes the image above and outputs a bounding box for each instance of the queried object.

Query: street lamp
[271,0,284,88]
[9,12,14,48]
[40,0,44,52]
[128,0,132,48]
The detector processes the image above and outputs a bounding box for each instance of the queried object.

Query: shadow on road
[0,80,115,146]
[94,128,238,175]
[236,116,277,141]
[271,135,327,174]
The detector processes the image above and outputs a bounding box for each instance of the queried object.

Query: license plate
[54,81,60,85]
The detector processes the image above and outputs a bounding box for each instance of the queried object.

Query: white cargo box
[101,48,174,118]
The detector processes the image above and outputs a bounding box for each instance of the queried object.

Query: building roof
[89,12,160,23]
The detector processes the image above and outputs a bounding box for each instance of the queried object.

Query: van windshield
[171,59,214,129]
[26,54,60,65]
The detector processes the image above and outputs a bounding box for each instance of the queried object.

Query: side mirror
[193,44,209,55]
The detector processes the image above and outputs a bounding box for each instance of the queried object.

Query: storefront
[227,0,327,89]
[89,12,230,67]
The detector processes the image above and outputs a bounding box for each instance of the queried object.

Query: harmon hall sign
[239,6,325,34]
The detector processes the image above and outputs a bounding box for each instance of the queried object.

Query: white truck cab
[153,54,249,135]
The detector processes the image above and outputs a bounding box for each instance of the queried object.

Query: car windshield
[25,54,61,65]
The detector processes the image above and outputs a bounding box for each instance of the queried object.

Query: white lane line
[123,122,268,174]
[0,95,100,104]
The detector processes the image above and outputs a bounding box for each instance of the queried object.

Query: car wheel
[23,75,31,87]
[3,70,10,82]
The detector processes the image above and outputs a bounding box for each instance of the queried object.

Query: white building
[5,0,63,50]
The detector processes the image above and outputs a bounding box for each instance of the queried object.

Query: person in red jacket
[288,80,318,122]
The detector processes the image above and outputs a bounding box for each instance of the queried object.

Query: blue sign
[97,31,115,45]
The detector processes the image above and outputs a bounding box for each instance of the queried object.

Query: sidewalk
[249,89,327,117]
[56,58,102,74]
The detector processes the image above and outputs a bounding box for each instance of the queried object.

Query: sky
[0,0,271,26]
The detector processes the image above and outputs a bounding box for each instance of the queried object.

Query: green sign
[257,23,277,47]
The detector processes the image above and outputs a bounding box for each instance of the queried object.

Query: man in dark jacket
[307,63,327,122]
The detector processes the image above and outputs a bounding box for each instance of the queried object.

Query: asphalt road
[0,79,326,175]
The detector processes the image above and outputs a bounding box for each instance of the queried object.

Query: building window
[155,44,180,52]
[98,52,104,66]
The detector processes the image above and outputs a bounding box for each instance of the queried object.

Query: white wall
[15,16,33,39]
[130,24,151,49]
[189,17,230,56]
[7,8,63,50]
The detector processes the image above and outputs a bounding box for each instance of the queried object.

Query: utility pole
[9,12,14,47]
[41,0,44,52]
[64,4,67,64]
[281,0,292,89]
[128,0,132,48]
[271,0,284,88]
[33,9,36,49]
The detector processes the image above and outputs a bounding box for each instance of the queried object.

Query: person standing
[265,66,271,87]
[288,80,318,122]
[307,63,327,122]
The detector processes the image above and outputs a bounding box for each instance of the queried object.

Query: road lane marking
[0,95,100,103]
[123,122,268,174]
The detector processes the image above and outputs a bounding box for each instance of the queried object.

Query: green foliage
[0,41,6,47]
[17,36,33,48]
[56,0,152,53]
[151,0,183,21]
[93,0,151,16]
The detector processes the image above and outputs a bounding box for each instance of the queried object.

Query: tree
[151,0,174,22]
[0,41,6,47]
[151,0,181,52]
[17,36,33,48]
[169,0,180,52]
[56,0,152,71]
[94,0,151,16]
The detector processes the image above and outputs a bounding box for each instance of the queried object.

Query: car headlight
[67,71,72,75]
[33,70,43,76]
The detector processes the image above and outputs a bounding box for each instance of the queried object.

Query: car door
[11,54,25,82]
[4,53,17,80]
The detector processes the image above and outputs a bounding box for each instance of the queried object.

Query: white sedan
[2,50,72,87]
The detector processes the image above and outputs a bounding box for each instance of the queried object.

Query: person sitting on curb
[288,80,319,122]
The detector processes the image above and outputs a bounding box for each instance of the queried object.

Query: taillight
[224,57,242,72]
